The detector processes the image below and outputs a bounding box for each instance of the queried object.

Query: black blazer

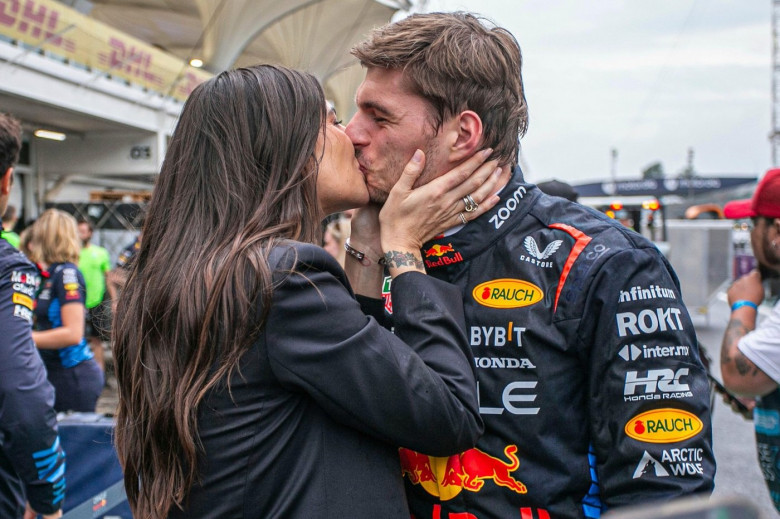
[169,242,482,518]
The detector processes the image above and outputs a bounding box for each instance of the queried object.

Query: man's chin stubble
[368,187,389,205]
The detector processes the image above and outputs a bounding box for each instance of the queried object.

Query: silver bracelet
[344,239,385,266]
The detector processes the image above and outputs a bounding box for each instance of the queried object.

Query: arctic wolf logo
[523,237,563,260]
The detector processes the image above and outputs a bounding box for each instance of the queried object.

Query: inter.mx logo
[618,344,690,361]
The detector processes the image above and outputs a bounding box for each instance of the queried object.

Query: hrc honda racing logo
[625,408,703,443]
[399,445,527,501]
[472,279,543,309]
[623,368,693,402]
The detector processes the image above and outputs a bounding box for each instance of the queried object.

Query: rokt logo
[472,279,543,309]
[399,445,527,501]
[616,307,684,337]
[625,408,703,443]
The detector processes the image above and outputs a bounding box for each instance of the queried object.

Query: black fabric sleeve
[0,260,65,514]
[584,247,715,506]
[356,294,391,329]
[265,243,483,456]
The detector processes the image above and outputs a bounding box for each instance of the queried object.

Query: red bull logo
[399,445,527,501]
[424,243,464,269]
[472,279,543,309]
[425,243,456,257]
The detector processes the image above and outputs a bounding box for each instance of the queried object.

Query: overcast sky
[420,0,771,185]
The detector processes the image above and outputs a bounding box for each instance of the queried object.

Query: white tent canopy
[87,0,412,117]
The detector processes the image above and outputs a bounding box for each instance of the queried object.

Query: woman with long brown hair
[113,65,500,518]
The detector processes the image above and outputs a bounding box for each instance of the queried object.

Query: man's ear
[0,167,13,196]
[447,110,483,163]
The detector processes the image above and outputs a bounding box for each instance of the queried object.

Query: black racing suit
[0,240,66,517]
[391,168,714,519]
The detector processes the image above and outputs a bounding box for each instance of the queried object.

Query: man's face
[78,222,92,245]
[346,68,447,204]
[751,217,780,271]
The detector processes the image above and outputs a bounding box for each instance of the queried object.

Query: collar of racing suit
[421,166,539,275]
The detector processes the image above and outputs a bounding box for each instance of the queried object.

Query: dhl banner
[0,0,212,101]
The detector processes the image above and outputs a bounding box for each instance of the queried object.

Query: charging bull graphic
[425,243,456,257]
[400,445,527,500]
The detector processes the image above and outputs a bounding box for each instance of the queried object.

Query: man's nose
[345,114,367,147]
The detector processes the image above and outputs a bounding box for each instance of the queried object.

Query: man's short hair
[77,217,94,231]
[352,11,528,167]
[0,113,21,173]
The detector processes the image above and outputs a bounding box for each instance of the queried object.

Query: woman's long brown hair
[112,65,325,519]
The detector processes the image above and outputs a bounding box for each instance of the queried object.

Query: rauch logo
[472,279,543,309]
[625,408,703,443]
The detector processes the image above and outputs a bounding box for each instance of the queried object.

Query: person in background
[2,204,20,248]
[719,168,780,513]
[31,209,104,413]
[346,11,714,517]
[113,64,499,519]
[77,218,111,372]
[536,178,579,202]
[323,213,351,266]
[0,113,65,519]
[720,168,780,395]
[106,231,140,314]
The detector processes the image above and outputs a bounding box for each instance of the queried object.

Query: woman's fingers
[428,149,505,214]
[460,165,502,213]
[457,192,500,225]
[391,149,426,194]
[430,148,494,194]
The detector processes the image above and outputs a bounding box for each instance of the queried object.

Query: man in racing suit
[346,12,714,519]
[0,113,65,518]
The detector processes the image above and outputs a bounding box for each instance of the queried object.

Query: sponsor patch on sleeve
[10,270,39,322]
[625,408,703,443]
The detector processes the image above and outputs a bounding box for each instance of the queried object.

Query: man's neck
[495,165,513,192]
